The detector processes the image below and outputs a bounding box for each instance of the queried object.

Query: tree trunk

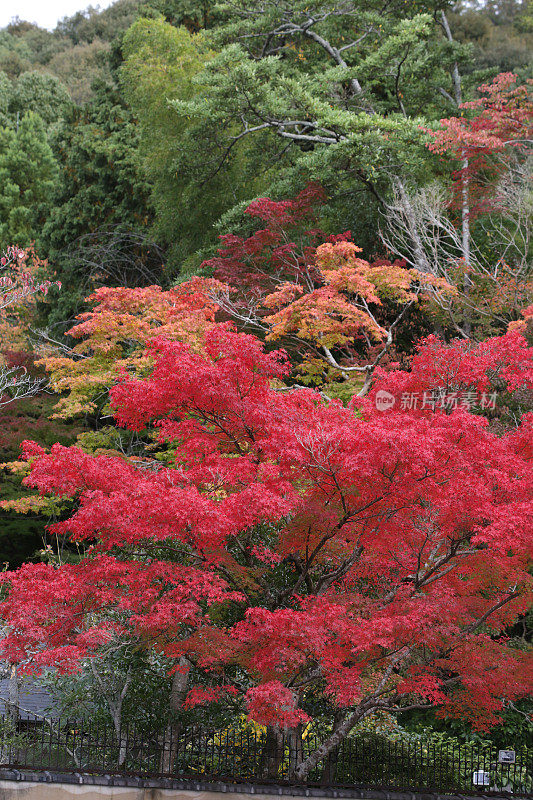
[294,710,362,781]
[319,711,343,785]
[259,726,286,780]
[440,11,472,337]
[160,656,191,774]
[7,664,19,727]
[286,725,305,780]
[110,703,127,768]
[461,156,472,336]
[117,729,128,768]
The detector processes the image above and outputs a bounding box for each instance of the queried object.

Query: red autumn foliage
[0,324,531,751]
[424,73,533,219]
[203,191,452,387]
[369,329,533,401]
[202,183,351,294]
[0,246,60,310]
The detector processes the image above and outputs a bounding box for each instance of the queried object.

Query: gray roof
[0,678,56,720]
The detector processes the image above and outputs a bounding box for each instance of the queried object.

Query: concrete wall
[0,784,365,800]
[0,774,509,800]
[0,783,147,799]
[2,783,282,799]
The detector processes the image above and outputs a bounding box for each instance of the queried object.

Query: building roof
[0,678,56,720]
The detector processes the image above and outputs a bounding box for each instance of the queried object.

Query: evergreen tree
[10,71,71,128]
[39,83,156,326]
[167,0,474,254]
[0,71,10,127]
[0,111,59,248]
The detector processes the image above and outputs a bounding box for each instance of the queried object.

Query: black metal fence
[0,713,531,795]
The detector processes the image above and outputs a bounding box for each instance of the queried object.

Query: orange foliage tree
[40,279,222,420]
[260,240,452,394]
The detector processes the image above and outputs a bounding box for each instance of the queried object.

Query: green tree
[0,70,71,132]
[39,83,156,325]
[145,0,217,30]
[0,30,32,78]
[10,71,71,128]
[55,0,145,45]
[4,19,58,67]
[168,0,476,257]
[0,71,10,127]
[44,40,113,105]
[449,0,532,77]
[121,15,255,270]
[0,111,59,248]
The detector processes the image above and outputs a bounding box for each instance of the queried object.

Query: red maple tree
[425,73,533,221]
[204,190,452,392]
[0,322,531,776]
[202,183,341,294]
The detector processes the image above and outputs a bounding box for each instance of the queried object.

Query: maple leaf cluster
[202,183,337,294]
[370,330,533,403]
[262,240,450,350]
